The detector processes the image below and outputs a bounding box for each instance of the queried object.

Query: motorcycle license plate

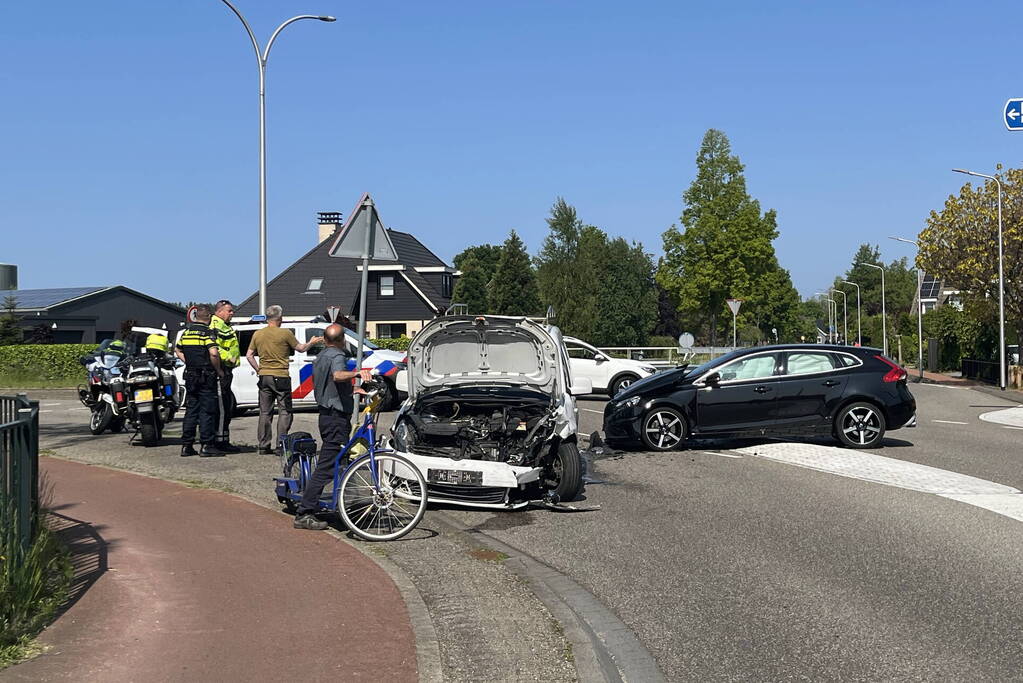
[134,389,154,402]
[427,469,483,486]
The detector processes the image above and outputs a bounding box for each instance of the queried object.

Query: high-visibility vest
[210,315,240,368]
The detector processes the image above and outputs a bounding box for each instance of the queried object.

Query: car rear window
[786,352,835,375]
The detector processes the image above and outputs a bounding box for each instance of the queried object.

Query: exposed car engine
[392,389,556,466]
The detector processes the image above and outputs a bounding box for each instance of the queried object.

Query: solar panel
[0,287,106,309]
[919,274,941,299]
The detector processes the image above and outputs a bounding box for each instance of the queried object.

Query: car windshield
[683,348,747,378]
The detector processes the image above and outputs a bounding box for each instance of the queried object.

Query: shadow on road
[45,510,112,619]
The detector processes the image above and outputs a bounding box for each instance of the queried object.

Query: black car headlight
[615,395,641,409]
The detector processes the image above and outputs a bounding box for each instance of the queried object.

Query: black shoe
[200,444,225,457]
[293,514,328,531]
[217,442,241,453]
[257,447,274,455]
[180,444,198,457]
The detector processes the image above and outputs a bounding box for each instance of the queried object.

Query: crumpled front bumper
[392,448,543,508]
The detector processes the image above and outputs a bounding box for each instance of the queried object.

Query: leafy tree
[590,238,659,346]
[833,243,918,349]
[452,244,502,314]
[651,279,682,339]
[27,323,53,344]
[0,296,22,345]
[919,167,1023,347]
[657,129,799,345]
[488,230,541,316]
[535,198,602,338]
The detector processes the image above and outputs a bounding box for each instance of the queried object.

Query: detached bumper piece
[396,451,542,509]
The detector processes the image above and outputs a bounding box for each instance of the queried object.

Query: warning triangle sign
[328,193,399,261]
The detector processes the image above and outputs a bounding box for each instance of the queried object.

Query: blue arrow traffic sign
[1005,98,1023,130]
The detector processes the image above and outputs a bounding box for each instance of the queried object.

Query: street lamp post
[953,168,1006,391]
[815,292,831,343]
[841,280,861,346]
[890,236,924,381]
[857,262,887,356]
[832,288,848,344]
[219,1,336,314]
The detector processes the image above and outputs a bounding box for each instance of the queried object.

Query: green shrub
[648,335,680,348]
[0,344,94,387]
[0,506,72,668]
[370,336,411,352]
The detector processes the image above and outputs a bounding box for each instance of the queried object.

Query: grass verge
[0,510,73,669]
[0,370,78,390]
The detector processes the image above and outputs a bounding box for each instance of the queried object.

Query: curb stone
[42,454,443,683]
[433,511,667,683]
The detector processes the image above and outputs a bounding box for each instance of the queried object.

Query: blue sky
[0,1,1015,306]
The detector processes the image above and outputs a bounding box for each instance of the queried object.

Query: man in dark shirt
[294,323,371,530]
[174,304,225,457]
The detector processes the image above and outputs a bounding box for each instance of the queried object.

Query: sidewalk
[2,457,417,683]
[918,369,1023,404]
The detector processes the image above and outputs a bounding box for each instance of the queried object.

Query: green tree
[489,230,541,316]
[0,296,21,345]
[836,243,919,349]
[919,167,1023,347]
[535,198,602,338]
[657,129,798,345]
[590,238,659,346]
[452,244,502,314]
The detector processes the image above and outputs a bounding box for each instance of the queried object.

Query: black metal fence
[1,393,39,566]
[961,358,999,385]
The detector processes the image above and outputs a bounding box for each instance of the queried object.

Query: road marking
[1003,426,1023,431]
[39,410,53,413]
[700,451,743,459]
[979,407,1023,428]
[735,441,1023,524]
[581,409,604,414]
[932,419,968,425]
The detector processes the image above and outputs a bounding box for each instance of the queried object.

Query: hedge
[370,336,412,351]
[0,344,94,382]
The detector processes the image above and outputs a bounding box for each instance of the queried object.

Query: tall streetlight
[953,168,1006,391]
[890,236,924,380]
[219,1,336,313]
[857,262,887,356]
[832,288,848,344]
[841,280,861,346]
[815,292,832,343]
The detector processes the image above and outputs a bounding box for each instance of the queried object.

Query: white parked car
[175,317,408,412]
[563,336,657,397]
[389,315,592,508]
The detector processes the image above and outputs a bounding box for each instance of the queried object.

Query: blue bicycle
[274,381,427,541]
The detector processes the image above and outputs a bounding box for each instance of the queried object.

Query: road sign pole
[355,197,374,412]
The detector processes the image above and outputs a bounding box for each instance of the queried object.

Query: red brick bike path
[3,457,417,682]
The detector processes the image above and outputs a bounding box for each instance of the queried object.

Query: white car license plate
[427,469,483,486]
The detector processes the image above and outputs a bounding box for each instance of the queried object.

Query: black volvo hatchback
[603,345,916,451]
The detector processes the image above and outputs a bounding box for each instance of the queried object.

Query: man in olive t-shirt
[245,305,323,454]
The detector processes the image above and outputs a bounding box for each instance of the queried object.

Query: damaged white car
[388,315,592,509]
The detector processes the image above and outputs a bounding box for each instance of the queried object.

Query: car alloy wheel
[836,402,886,448]
[610,374,638,398]
[641,408,687,451]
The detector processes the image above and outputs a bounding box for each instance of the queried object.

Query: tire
[834,401,886,448]
[89,404,113,435]
[543,441,583,502]
[640,407,687,451]
[139,412,160,446]
[337,453,427,542]
[109,417,126,433]
[609,374,639,398]
[378,377,397,411]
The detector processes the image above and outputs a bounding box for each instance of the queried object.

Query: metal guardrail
[1,393,40,566]
[961,358,999,385]
[598,346,739,366]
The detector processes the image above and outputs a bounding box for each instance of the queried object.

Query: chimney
[317,211,342,244]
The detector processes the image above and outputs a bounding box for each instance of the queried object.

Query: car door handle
[754,386,772,393]
[823,380,840,387]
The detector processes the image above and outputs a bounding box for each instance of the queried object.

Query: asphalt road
[24,382,1023,680]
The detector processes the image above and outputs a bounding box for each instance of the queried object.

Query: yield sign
[328,193,399,261]
[326,306,340,323]
[726,298,743,316]
[1005,98,1023,131]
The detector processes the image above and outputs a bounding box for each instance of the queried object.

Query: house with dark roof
[0,286,185,344]
[236,196,457,338]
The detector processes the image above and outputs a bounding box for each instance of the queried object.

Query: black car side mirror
[704,371,721,386]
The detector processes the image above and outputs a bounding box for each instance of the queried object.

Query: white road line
[581,409,604,414]
[735,442,1023,524]
[1003,426,1023,431]
[39,410,53,413]
[979,407,1023,429]
[932,419,968,425]
[700,451,743,459]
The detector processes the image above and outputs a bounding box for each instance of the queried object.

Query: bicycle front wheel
[337,453,427,542]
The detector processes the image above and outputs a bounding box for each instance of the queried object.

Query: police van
[175,317,407,412]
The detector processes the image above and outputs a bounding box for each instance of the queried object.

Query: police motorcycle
[78,333,180,444]
[78,339,130,434]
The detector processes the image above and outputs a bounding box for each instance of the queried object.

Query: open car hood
[407,316,559,399]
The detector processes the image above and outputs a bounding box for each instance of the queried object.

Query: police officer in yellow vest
[174,304,224,457]
[210,299,241,452]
